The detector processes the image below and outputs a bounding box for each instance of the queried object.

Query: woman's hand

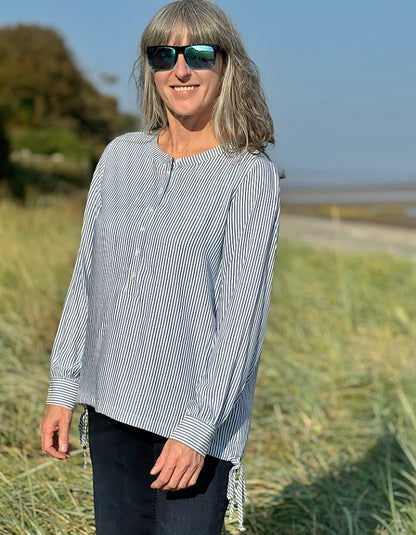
[150,438,204,491]
[39,404,73,459]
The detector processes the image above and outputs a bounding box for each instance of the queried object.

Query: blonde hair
[133,0,274,154]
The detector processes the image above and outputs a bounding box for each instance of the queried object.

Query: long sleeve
[46,149,106,409]
[170,157,280,455]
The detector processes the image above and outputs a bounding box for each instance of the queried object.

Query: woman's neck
[158,115,219,160]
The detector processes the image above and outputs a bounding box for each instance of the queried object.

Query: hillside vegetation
[1,195,416,534]
[0,25,136,197]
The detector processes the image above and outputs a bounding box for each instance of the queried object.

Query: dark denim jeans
[88,407,231,535]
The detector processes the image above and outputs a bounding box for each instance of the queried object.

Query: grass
[1,194,415,534]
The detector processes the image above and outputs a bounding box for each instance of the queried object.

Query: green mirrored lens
[149,47,176,70]
[185,45,216,69]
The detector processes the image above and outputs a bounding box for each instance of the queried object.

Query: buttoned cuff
[46,378,79,410]
[170,415,215,457]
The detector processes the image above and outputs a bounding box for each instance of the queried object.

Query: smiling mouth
[173,85,198,92]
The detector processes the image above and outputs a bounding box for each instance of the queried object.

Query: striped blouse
[47,132,280,530]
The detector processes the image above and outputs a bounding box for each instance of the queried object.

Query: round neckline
[151,133,224,166]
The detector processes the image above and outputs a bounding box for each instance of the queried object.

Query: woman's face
[153,32,222,128]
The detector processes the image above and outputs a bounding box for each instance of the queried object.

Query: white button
[158,188,163,194]
[130,273,136,279]
[149,207,154,213]
[140,226,145,232]
[135,249,140,256]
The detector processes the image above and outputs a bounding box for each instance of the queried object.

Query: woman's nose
[173,53,192,78]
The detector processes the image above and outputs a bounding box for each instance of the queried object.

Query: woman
[39,1,280,533]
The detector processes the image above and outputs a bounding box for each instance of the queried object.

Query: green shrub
[11,128,94,161]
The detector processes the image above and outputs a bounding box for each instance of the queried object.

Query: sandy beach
[280,212,416,260]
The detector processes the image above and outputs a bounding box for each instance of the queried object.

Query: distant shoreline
[280,185,416,229]
[282,187,416,205]
[280,179,416,192]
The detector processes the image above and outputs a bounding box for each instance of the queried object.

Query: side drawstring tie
[227,461,246,532]
[79,405,89,469]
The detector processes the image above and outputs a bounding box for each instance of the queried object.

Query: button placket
[155,158,172,202]
[125,157,173,291]
[125,213,149,289]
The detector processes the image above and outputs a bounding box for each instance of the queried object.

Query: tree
[0,24,135,146]
[0,25,137,198]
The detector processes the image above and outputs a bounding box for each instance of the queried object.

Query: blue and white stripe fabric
[47,132,280,530]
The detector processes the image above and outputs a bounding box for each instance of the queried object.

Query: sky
[1,0,415,188]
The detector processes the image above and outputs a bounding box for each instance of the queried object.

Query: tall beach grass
[0,195,415,534]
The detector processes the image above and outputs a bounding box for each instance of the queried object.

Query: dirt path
[279,214,416,261]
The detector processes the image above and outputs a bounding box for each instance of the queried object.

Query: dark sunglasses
[146,44,219,71]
